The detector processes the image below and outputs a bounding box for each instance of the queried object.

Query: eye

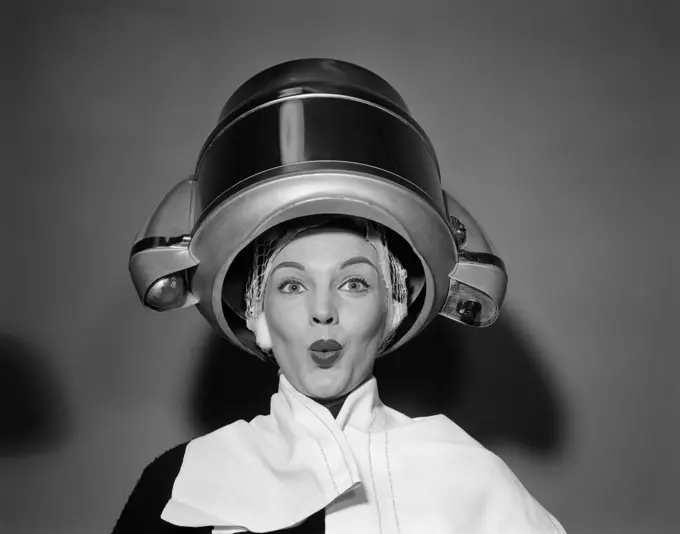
[278,278,307,294]
[339,277,370,293]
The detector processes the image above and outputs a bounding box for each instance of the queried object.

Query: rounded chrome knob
[456,299,482,325]
[145,275,185,310]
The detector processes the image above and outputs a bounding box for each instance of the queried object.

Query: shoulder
[128,442,191,503]
[388,414,566,532]
[395,413,530,492]
[386,408,488,449]
[112,442,212,534]
[141,442,190,483]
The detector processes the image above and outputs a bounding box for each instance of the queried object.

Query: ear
[254,312,273,351]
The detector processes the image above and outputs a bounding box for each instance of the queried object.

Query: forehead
[274,228,378,266]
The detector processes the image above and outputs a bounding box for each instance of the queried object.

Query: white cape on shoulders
[162,373,565,534]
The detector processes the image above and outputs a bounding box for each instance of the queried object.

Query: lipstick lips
[309,339,343,352]
[309,339,343,367]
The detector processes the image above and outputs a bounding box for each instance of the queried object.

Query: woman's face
[260,226,389,399]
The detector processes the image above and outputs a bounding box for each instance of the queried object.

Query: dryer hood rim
[186,168,458,358]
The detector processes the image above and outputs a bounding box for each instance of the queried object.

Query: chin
[302,368,351,399]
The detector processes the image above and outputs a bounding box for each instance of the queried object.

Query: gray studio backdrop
[2,1,677,533]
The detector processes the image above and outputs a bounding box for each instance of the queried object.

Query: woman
[118,59,565,533]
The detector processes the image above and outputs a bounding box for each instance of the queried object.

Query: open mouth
[309,339,343,367]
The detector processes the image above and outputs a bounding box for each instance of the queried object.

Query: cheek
[340,296,387,340]
[265,295,307,343]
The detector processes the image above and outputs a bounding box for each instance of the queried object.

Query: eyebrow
[271,261,306,273]
[271,256,378,274]
[339,256,378,273]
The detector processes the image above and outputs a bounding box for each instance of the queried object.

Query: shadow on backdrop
[0,335,72,456]
[188,310,566,457]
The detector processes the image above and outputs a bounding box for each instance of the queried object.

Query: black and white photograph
[2,1,676,533]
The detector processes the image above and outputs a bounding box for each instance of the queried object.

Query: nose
[312,314,336,326]
[309,289,338,326]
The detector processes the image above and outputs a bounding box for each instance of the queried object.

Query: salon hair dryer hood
[129,58,508,358]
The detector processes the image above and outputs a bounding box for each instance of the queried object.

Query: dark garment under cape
[111,388,354,534]
[112,441,326,533]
